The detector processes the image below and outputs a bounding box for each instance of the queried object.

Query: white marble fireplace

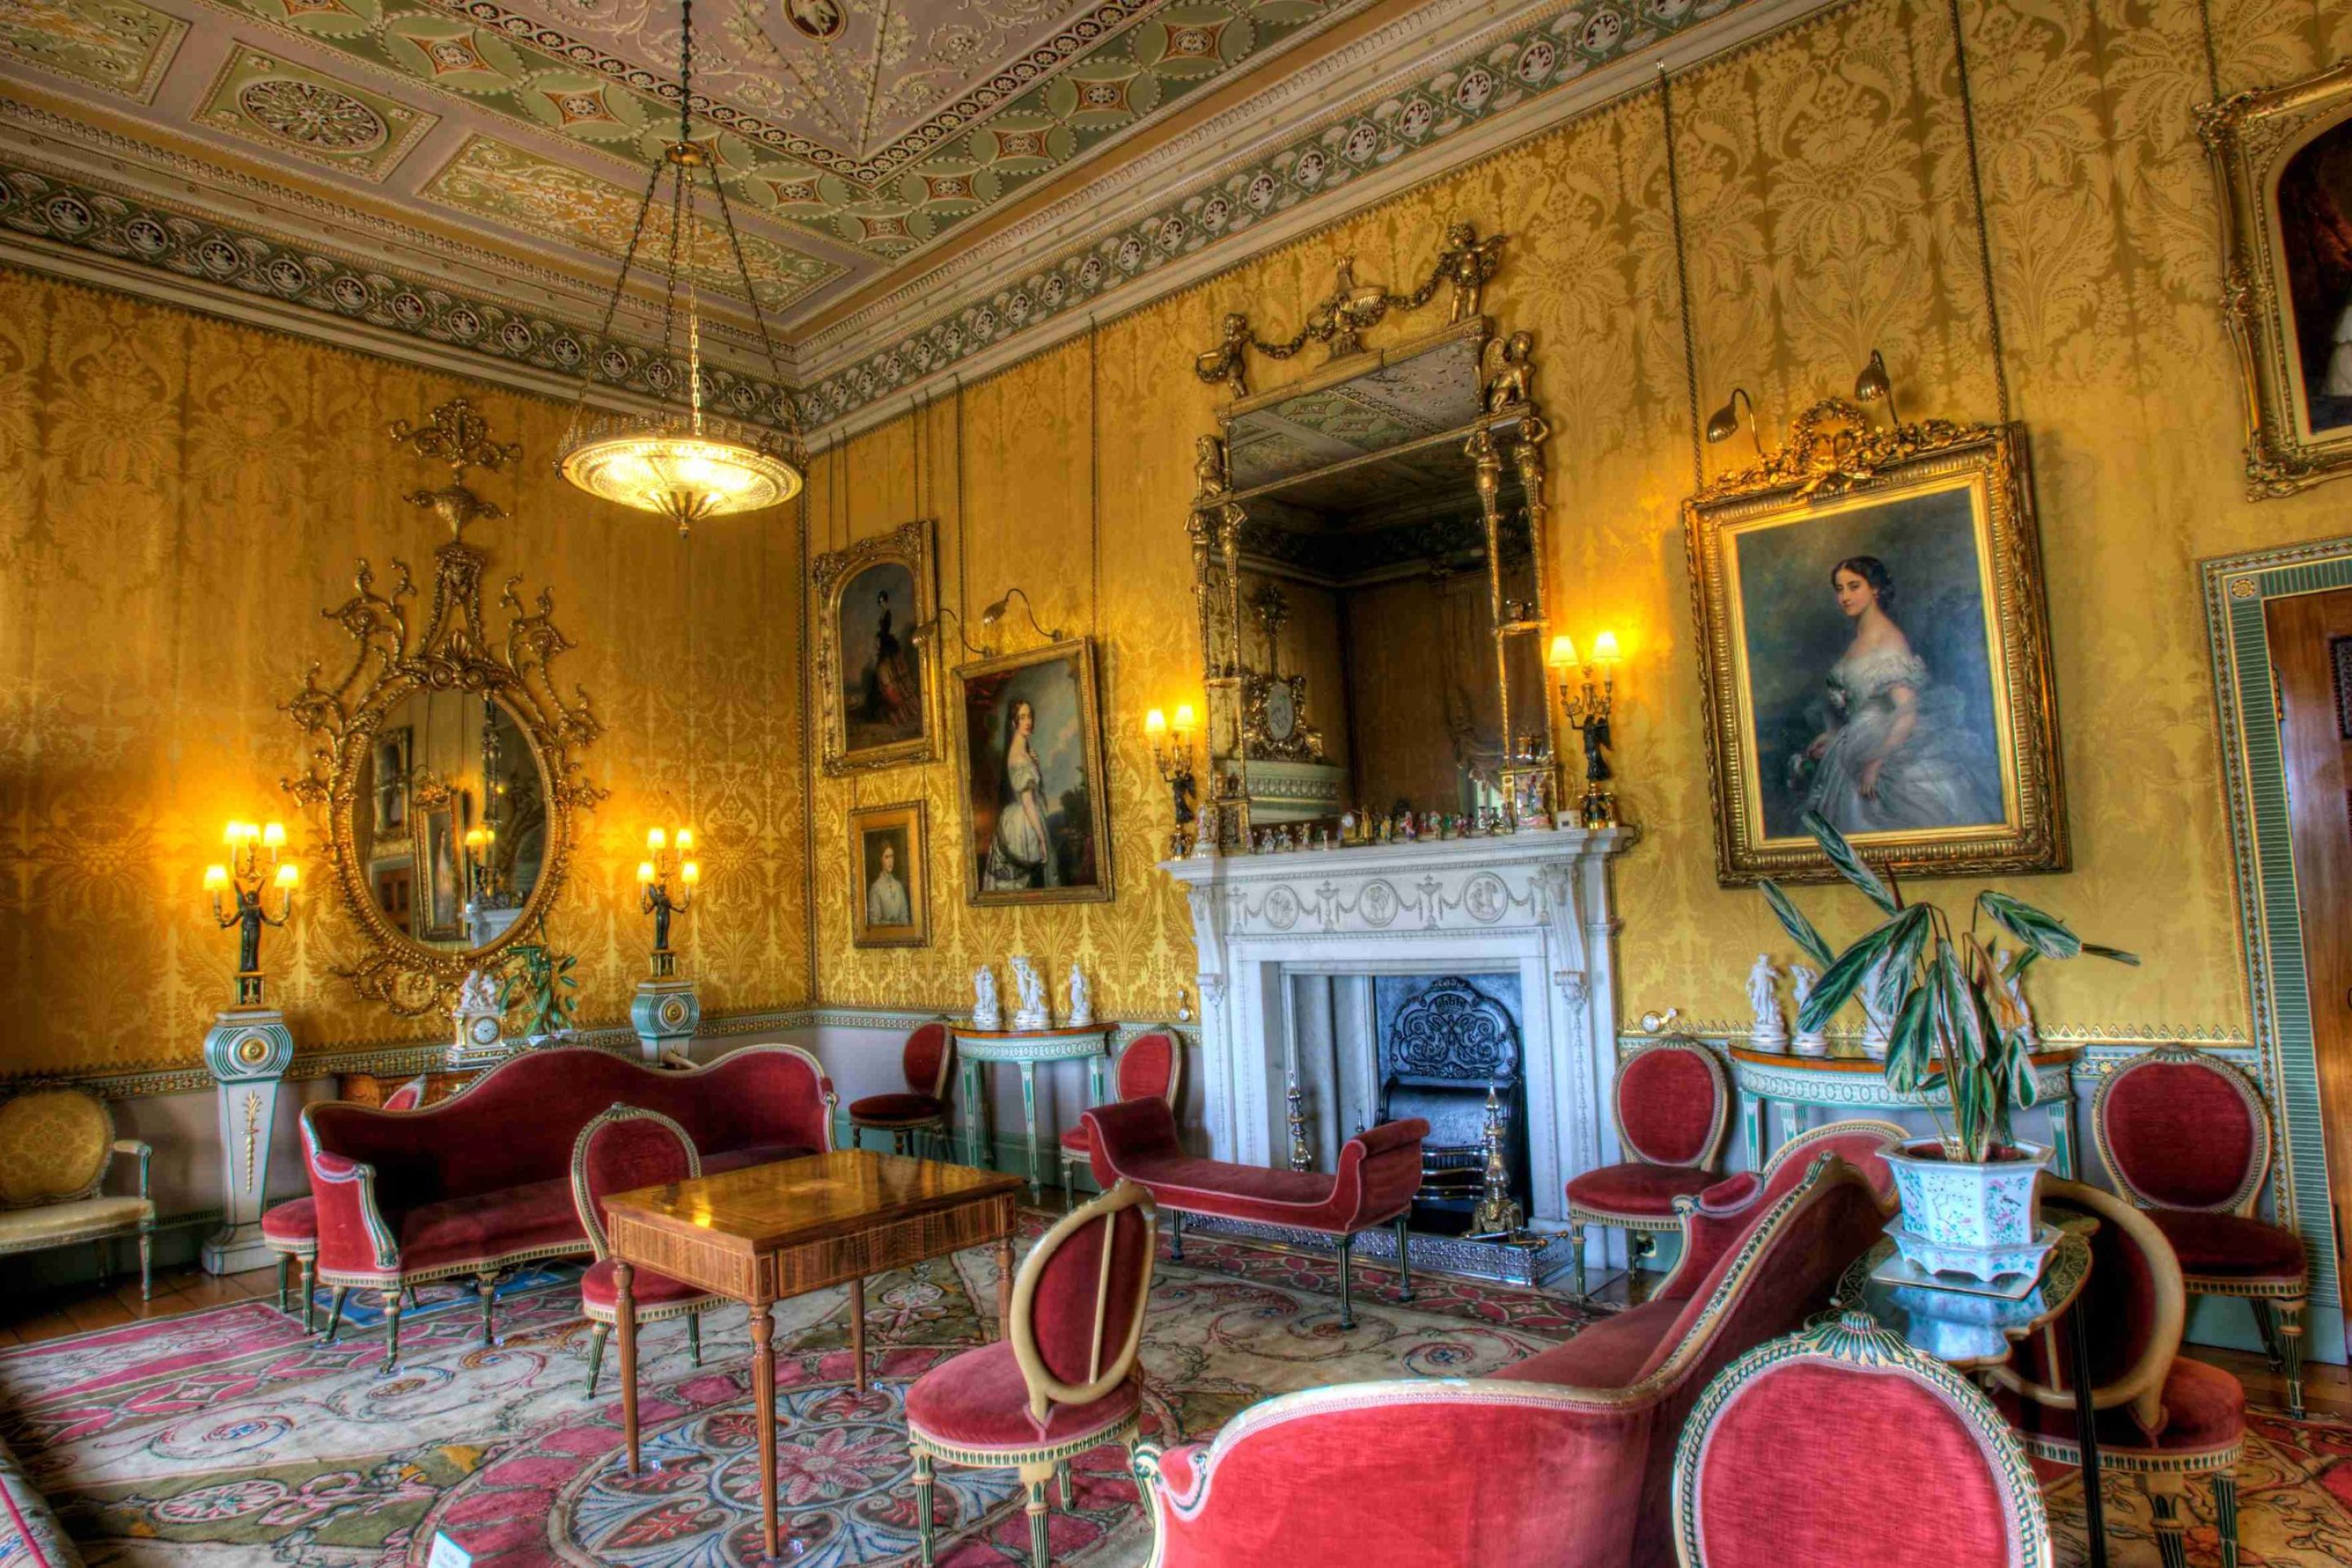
[1164,826,1636,1232]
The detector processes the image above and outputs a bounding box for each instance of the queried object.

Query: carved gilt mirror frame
[283,399,606,1014]
[1185,221,1561,842]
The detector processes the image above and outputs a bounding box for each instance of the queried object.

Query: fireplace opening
[1374,974,1530,1236]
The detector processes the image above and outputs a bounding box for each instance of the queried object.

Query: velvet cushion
[2145,1209,2306,1281]
[906,1340,1141,1453]
[398,1175,585,1274]
[580,1257,715,1313]
[903,1022,952,1098]
[1116,1032,1178,1102]
[1690,1360,2024,1567]
[1566,1161,1718,1217]
[2005,1356,2246,1457]
[1059,1124,1094,1154]
[2101,1058,2258,1209]
[261,1197,316,1249]
[848,1092,951,1124]
[1084,1098,1427,1233]
[1491,1297,1685,1389]
[1616,1046,1721,1167]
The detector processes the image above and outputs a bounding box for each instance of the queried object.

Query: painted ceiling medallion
[238,78,388,151]
[782,0,844,42]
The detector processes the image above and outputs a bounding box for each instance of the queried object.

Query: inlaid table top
[605,1148,1026,1256]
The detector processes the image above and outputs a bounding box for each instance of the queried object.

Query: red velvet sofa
[300,1045,833,1363]
[1137,1152,1886,1567]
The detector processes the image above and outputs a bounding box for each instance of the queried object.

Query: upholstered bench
[301,1044,835,1368]
[1080,1098,1426,1329]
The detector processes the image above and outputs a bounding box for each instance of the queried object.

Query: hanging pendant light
[557,0,803,533]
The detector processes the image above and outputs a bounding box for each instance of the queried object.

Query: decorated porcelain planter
[1884,1139,2051,1283]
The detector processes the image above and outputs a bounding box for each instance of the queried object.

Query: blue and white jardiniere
[1884,1139,2050,1284]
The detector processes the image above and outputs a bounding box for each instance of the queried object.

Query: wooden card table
[603,1150,1026,1565]
[1729,1045,2080,1177]
[950,1022,1116,1199]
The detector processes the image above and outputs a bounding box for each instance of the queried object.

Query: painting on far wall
[416,798,466,942]
[849,800,929,948]
[815,519,937,775]
[1684,402,2067,886]
[2203,60,2352,494]
[953,638,1113,906]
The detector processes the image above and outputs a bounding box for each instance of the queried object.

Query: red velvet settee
[1136,1152,1886,1567]
[300,1045,833,1357]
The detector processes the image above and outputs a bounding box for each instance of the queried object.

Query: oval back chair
[1059,1030,1182,1196]
[848,1019,956,1156]
[0,1087,153,1303]
[569,1102,724,1396]
[1564,1037,1732,1297]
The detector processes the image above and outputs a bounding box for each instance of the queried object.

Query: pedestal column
[200,1008,295,1275]
[630,977,702,1063]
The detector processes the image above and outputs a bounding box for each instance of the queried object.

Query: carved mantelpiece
[1164,827,1635,1237]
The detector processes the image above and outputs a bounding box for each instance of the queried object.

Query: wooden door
[2265,587,2352,1263]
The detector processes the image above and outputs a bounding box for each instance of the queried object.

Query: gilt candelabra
[1145,703,1200,858]
[636,826,699,978]
[204,821,298,1007]
[1548,633,1620,829]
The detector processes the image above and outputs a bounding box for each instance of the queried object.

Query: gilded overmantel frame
[283,400,606,1015]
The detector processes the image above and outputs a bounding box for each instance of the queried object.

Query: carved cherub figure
[1484,331,1535,412]
[1194,311,1252,398]
[1441,222,1507,323]
[1192,434,1228,502]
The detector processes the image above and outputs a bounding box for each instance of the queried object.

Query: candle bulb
[1592,630,1622,665]
[636,860,657,888]
[1145,707,1168,737]
[675,828,693,853]
[680,861,699,885]
[646,827,666,853]
[1174,702,1196,734]
[203,865,229,893]
[1547,635,1578,670]
[261,822,287,850]
[274,862,299,889]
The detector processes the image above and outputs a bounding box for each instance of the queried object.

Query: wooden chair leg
[300,1257,317,1334]
[2278,1295,2308,1419]
[138,1231,151,1302]
[1568,1218,1588,1298]
[325,1286,349,1344]
[275,1254,292,1312]
[586,1321,609,1396]
[1394,1215,1413,1302]
[2252,1298,2283,1370]
[2214,1469,2240,1568]
[476,1272,499,1348]
[688,1310,703,1366]
[1336,1233,1356,1330]
[1168,1209,1184,1263]
[1056,1459,1074,1512]
[913,1447,937,1565]
[1020,1465,1053,1567]
[2143,1472,2189,1568]
[381,1291,403,1375]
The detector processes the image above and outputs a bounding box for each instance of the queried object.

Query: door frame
[2204,534,2352,1356]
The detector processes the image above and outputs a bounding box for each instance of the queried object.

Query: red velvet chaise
[1081,1098,1425,1330]
[301,1044,834,1368]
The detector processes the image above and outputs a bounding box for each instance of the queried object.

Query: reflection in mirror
[351,693,548,953]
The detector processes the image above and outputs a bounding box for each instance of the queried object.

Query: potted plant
[1760,811,2136,1283]
[499,926,580,1048]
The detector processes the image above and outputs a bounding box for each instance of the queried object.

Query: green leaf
[1884,985,1935,1096]
[2081,942,2142,966]
[1875,906,1932,1017]
[1796,920,1902,1034]
[2009,1030,2042,1111]
[1802,809,1897,915]
[1975,891,2082,960]
[1759,879,1836,969]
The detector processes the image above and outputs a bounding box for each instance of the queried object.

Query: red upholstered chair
[1058,1030,1181,1196]
[1083,1098,1425,1330]
[1673,1311,2053,1568]
[849,1020,956,1157]
[1988,1179,2244,1568]
[906,1179,1156,1566]
[570,1102,724,1396]
[2093,1046,2309,1416]
[263,1074,427,1332]
[1565,1036,1731,1297]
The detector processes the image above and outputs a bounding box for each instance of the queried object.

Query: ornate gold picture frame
[1683,400,2066,885]
[2201,60,2352,497]
[951,637,1114,906]
[849,800,929,948]
[814,519,938,775]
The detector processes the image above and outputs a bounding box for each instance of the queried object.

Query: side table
[951,1022,1115,1200]
[1731,1046,2080,1176]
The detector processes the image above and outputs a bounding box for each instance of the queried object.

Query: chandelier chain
[562,153,666,445]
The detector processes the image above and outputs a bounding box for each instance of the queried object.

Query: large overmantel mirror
[284,399,606,1014]
[1186,224,1557,843]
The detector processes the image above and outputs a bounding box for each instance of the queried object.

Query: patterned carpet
[0,1222,2343,1566]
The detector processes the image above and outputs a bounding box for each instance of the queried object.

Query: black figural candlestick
[637,826,698,979]
[1146,705,1200,859]
[204,822,296,1008]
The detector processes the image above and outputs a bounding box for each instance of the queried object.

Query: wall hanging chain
[1946,0,2012,425]
[1661,65,1706,490]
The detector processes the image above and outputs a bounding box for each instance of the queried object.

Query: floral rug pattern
[1,1220,2345,1566]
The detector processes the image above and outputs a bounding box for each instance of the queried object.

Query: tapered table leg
[752,1303,779,1562]
[616,1261,639,1475]
[2066,1306,2109,1568]
[849,1276,868,1394]
[996,1233,1015,1339]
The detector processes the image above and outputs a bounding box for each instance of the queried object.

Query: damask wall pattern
[0,274,811,1078]
[806,0,2352,1044]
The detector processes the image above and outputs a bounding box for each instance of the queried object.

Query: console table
[951,1022,1116,1200]
[1728,1046,2080,1177]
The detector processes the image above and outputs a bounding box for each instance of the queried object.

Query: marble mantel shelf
[1161,826,1640,1243]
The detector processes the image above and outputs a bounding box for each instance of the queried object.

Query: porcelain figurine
[1791,964,1828,1057]
[1067,962,1094,1027]
[1748,953,1788,1050]
[1011,955,1050,1031]
[973,964,1002,1031]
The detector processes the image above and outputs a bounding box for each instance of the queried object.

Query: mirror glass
[350,692,550,953]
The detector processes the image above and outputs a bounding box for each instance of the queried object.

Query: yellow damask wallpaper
[806,0,2352,1041]
[0,274,811,1078]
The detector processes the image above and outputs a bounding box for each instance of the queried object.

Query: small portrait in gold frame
[1683,400,2067,886]
[849,800,929,948]
[815,519,938,775]
[2202,60,2352,497]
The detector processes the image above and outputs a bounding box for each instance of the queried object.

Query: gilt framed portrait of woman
[952,638,1113,906]
[815,519,937,775]
[1683,400,2067,885]
[849,800,929,947]
[2203,60,2352,496]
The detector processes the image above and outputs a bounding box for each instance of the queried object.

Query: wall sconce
[1853,347,1899,426]
[1145,703,1200,858]
[205,820,296,1008]
[637,826,698,978]
[1547,633,1620,829]
[908,604,990,660]
[979,585,1066,645]
[1704,386,1770,461]
[463,825,498,901]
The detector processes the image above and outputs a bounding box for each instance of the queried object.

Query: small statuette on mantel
[1010,955,1050,1031]
[1790,964,1828,1058]
[1747,953,1788,1052]
[1067,962,1094,1027]
[972,964,1001,1031]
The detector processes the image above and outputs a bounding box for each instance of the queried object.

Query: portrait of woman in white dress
[1793,555,2001,835]
[985,698,1054,889]
[956,640,1111,905]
